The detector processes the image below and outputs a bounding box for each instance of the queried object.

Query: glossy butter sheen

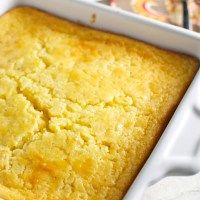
[0,7,198,200]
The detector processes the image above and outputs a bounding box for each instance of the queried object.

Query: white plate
[0,0,200,199]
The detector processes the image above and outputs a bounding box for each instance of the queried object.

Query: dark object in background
[183,0,189,29]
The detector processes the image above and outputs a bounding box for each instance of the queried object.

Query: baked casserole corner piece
[0,7,199,200]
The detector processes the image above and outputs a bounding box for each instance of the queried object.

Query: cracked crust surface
[0,7,199,200]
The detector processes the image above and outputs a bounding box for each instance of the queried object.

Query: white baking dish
[0,0,200,199]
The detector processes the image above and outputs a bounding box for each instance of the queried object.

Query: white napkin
[142,173,200,200]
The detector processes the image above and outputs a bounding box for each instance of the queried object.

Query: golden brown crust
[0,7,199,200]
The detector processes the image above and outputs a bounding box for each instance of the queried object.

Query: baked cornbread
[0,7,199,200]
